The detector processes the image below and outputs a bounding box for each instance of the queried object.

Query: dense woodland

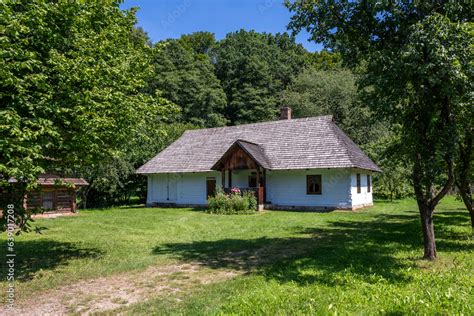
[1,1,472,259]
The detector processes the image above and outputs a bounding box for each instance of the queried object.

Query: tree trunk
[464,197,474,229]
[458,190,474,229]
[413,147,454,261]
[82,186,90,209]
[419,204,437,260]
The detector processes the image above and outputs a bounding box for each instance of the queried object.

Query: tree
[304,50,342,70]
[213,30,307,124]
[179,31,216,55]
[365,133,413,201]
[147,39,227,127]
[281,69,363,137]
[131,26,153,47]
[287,1,473,259]
[282,67,410,197]
[0,0,174,231]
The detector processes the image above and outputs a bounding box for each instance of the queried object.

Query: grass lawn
[1,197,473,314]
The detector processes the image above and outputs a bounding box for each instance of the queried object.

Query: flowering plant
[207,188,257,214]
[230,187,241,195]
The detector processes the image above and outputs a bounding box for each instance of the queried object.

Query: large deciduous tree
[282,67,410,200]
[0,0,174,231]
[147,39,227,127]
[281,68,365,138]
[287,1,473,259]
[213,30,307,124]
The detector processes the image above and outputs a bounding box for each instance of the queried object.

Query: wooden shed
[23,175,88,212]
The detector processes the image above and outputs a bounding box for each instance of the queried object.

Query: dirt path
[1,262,239,315]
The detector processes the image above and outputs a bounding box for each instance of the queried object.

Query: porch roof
[211,139,271,170]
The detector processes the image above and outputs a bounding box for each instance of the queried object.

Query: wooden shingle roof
[137,116,381,174]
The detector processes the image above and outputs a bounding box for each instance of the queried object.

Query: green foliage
[287,2,472,194]
[0,0,175,228]
[366,133,414,200]
[361,14,472,188]
[287,0,473,258]
[130,26,153,47]
[244,190,258,211]
[178,31,216,55]
[281,67,413,197]
[281,68,374,143]
[213,30,307,124]
[207,190,257,214]
[147,39,227,127]
[304,50,342,70]
[83,122,194,208]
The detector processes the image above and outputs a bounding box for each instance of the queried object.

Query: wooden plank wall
[221,147,258,170]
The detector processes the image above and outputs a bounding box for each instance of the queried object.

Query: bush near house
[207,189,257,214]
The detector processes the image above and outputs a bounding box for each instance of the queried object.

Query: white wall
[177,172,220,205]
[265,168,352,209]
[147,168,373,209]
[229,169,253,188]
[147,172,221,206]
[147,174,169,204]
[350,171,373,207]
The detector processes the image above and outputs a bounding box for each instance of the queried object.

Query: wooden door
[206,177,216,198]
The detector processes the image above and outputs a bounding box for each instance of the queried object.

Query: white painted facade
[350,170,373,208]
[146,168,373,210]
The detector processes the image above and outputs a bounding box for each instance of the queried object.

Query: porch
[222,185,265,206]
[211,139,269,210]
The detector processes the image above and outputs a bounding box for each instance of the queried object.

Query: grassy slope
[1,197,473,314]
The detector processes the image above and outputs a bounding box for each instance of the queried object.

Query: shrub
[207,191,229,213]
[243,190,257,211]
[230,193,249,212]
[207,188,257,214]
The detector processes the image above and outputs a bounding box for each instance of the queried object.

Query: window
[42,191,54,209]
[248,172,264,188]
[248,172,257,188]
[367,175,371,193]
[307,175,322,194]
[356,174,361,193]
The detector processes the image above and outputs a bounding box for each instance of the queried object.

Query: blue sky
[120,0,323,52]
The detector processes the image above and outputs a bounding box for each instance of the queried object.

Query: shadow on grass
[0,240,103,281]
[152,209,471,286]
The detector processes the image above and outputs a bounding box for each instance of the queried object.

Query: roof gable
[137,116,381,174]
[211,140,270,170]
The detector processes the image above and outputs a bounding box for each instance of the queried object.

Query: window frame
[356,173,361,194]
[306,175,322,195]
[367,175,371,193]
[248,172,257,188]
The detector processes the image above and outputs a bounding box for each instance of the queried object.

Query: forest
[1,1,472,260]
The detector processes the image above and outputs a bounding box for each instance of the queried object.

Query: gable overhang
[211,140,268,171]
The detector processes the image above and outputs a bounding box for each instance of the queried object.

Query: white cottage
[137,108,381,211]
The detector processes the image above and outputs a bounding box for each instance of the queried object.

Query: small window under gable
[367,175,371,193]
[307,175,322,195]
[356,173,361,193]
